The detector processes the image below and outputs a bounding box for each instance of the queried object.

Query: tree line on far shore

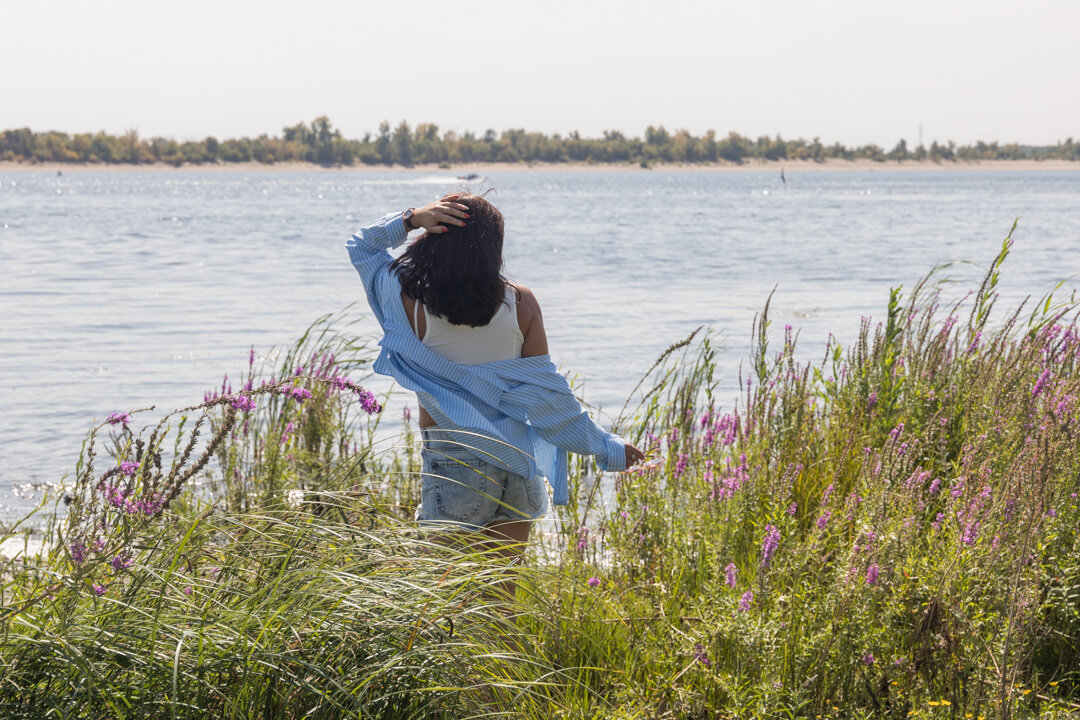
[2,117,1077,167]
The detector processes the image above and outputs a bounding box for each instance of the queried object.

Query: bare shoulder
[511,283,542,314]
[510,282,549,356]
[510,282,543,328]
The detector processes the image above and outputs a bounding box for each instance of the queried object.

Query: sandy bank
[1,158,1077,173]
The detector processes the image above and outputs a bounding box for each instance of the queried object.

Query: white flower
[284,489,304,509]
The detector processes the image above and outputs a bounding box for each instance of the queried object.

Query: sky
[3,0,1078,148]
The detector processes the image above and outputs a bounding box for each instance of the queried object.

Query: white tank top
[415,284,524,365]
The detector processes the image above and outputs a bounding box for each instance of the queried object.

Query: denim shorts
[415,431,548,531]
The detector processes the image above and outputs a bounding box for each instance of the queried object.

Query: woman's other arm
[515,284,645,468]
[515,284,549,358]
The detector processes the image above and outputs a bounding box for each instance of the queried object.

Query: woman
[346,192,643,560]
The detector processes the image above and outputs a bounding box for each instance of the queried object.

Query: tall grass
[2,228,1079,718]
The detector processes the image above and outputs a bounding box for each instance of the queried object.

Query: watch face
[403,209,414,228]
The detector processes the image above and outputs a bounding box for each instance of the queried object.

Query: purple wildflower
[866,563,879,586]
[709,453,751,501]
[119,460,139,476]
[70,541,87,565]
[357,388,382,414]
[1032,369,1052,399]
[673,453,689,479]
[229,394,256,412]
[283,385,312,403]
[928,477,941,494]
[587,576,600,588]
[92,584,107,596]
[134,494,164,516]
[968,331,982,354]
[102,484,129,509]
[182,586,193,595]
[786,501,798,516]
[761,524,780,567]
[816,510,832,529]
[110,554,132,572]
[738,590,753,612]
[331,376,382,413]
[575,526,589,553]
[961,521,980,545]
[402,406,412,422]
[861,653,875,666]
[725,562,738,587]
[106,411,131,426]
[867,392,878,410]
[693,642,711,666]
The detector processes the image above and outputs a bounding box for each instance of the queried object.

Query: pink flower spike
[587,576,601,588]
[866,563,880,585]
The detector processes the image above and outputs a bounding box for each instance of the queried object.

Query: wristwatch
[402,208,416,231]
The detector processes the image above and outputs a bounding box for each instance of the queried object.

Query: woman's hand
[624,443,645,468]
[410,195,469,234]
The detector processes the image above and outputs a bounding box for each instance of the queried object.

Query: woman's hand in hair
[412,195,470,234]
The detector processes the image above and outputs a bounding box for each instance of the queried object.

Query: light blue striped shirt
[346,211,627,505]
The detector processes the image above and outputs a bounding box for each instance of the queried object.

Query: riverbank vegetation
[2,117,1078,167]
[1,232,1079,718]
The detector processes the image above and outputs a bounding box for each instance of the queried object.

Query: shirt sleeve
[345,212,410,329]
[517,384,628,473]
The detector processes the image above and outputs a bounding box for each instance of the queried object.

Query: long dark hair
[392,192,508,327]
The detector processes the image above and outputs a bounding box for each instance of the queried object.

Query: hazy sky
[3,0,1077,147]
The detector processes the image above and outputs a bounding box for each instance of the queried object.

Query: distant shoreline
[1,158,1077,173]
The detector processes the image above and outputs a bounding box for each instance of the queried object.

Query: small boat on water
[456,173,482,181]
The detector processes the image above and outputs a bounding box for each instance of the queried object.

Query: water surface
[2,168,1078,521]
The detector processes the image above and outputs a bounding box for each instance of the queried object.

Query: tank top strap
[504,283,521,334]
[412,295,423,340]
